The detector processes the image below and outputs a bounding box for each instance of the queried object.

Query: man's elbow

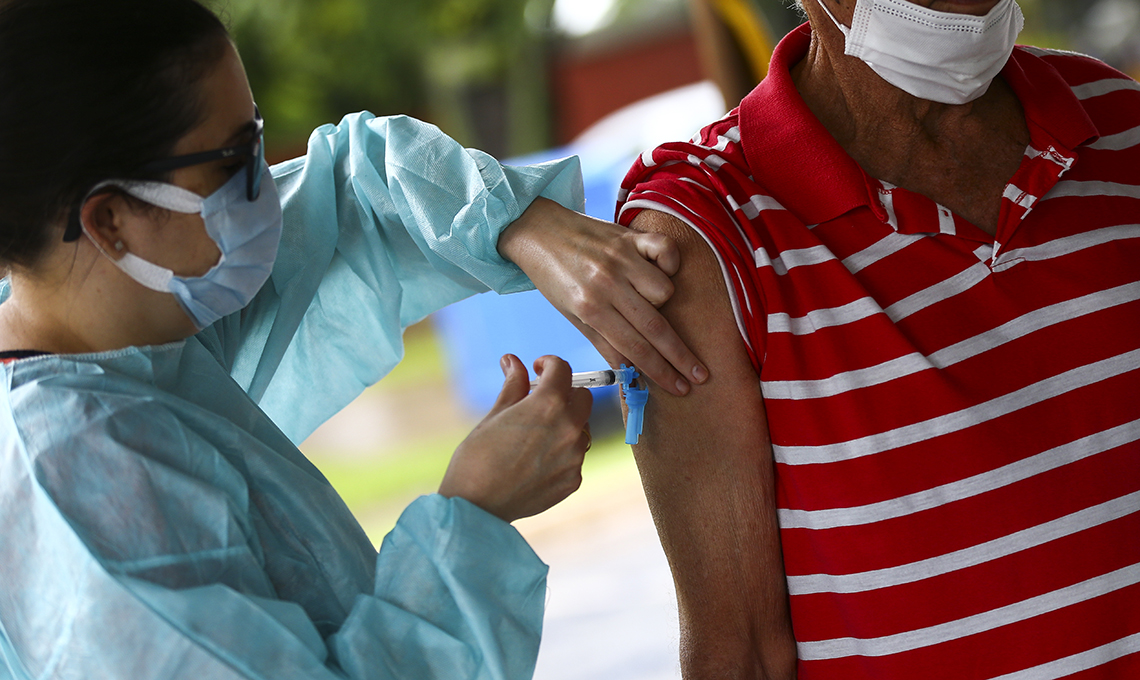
[679,622,797,680]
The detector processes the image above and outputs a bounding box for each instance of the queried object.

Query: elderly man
[617,0,1140,678]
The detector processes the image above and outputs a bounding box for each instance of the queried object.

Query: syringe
[528,365,648,444]
[529,368,629,390]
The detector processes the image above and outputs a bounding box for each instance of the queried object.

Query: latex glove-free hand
[497,198,709,397]
[439,354,592,523]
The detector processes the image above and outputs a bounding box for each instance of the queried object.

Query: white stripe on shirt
[995,224,1140,271]
[1003,184,1039,210]
[768,260,989,336]
[768,296,884,336]
[775,348,1140,465]
[778,417,1140,530]
[884,262,992,323]
[697,126,742,153]
[725,193,786,220]
[774,225,1140,337]
[843,231,926,275]
[797,562,1140,660]
[1087,125,1140,151]
[937,204,956,235]
[787,491,1140,595]
[755,245,835,276]
[1071,78,1140,101]
[763,281,1140,401]
[1044,180,1140,201]
[988,632,1140,680]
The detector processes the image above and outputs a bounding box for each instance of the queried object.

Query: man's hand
[497,198,709,397]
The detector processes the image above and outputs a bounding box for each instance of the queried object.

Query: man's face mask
[818,0,1025,105]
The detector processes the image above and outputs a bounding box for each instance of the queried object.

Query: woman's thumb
[490,354,529,413]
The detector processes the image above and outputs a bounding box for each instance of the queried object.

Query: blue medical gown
[0,113,585,679]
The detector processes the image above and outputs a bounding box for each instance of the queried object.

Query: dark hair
[0,0,230,269]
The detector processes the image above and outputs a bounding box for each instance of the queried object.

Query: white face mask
[817,0,1025,105]
[82,161,283,329]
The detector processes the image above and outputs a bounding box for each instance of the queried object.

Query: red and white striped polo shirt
[618,23,1140,680]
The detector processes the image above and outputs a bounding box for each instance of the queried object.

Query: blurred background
[214,0,1140,677]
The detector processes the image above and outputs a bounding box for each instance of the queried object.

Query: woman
[0,1,705,678]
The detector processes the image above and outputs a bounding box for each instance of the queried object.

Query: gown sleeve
[0,364,549,680]
[197,112,584,444]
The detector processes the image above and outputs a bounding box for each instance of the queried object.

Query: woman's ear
[78,191,128,260]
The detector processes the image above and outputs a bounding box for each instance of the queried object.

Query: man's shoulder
[617,107,772,214]
[636,108,751,176]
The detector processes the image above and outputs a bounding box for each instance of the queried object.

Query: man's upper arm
[629,209,796,680]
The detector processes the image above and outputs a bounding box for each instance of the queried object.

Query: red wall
[550,28,704,144]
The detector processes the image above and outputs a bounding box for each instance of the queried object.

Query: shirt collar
[740,24,878,226]
[739,24,1100,227]
[1001,47,1099,155]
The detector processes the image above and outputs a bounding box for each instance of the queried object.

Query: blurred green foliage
[213,0,552,159]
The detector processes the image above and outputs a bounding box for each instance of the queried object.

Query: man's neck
[795,26,1007,167]
[788,19,1029,235]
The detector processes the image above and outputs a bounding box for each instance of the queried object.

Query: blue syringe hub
[617,364,648,445]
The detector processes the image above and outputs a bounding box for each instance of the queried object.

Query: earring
[114,241,124,252]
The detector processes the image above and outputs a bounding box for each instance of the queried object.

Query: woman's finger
[611,286,708,386]
[568,386,593,425]
[488,354,530,415]
[629,230,681,277]
[579,423,592,454]
[575,309,687,395]
[571,298,706,396]
[497,200,708,394]
[594,232,677,308]
[563,318,630,372]
[531,355,573,394]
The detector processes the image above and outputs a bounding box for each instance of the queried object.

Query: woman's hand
[439,354,592,523]
[497,198,708,397]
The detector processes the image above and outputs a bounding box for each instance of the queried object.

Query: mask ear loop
[109,180,204,214]
[816,0,851,38]
[76,181,183,293]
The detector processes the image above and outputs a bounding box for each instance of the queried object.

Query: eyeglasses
[138,106,265,202]
[63,107,265,242]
